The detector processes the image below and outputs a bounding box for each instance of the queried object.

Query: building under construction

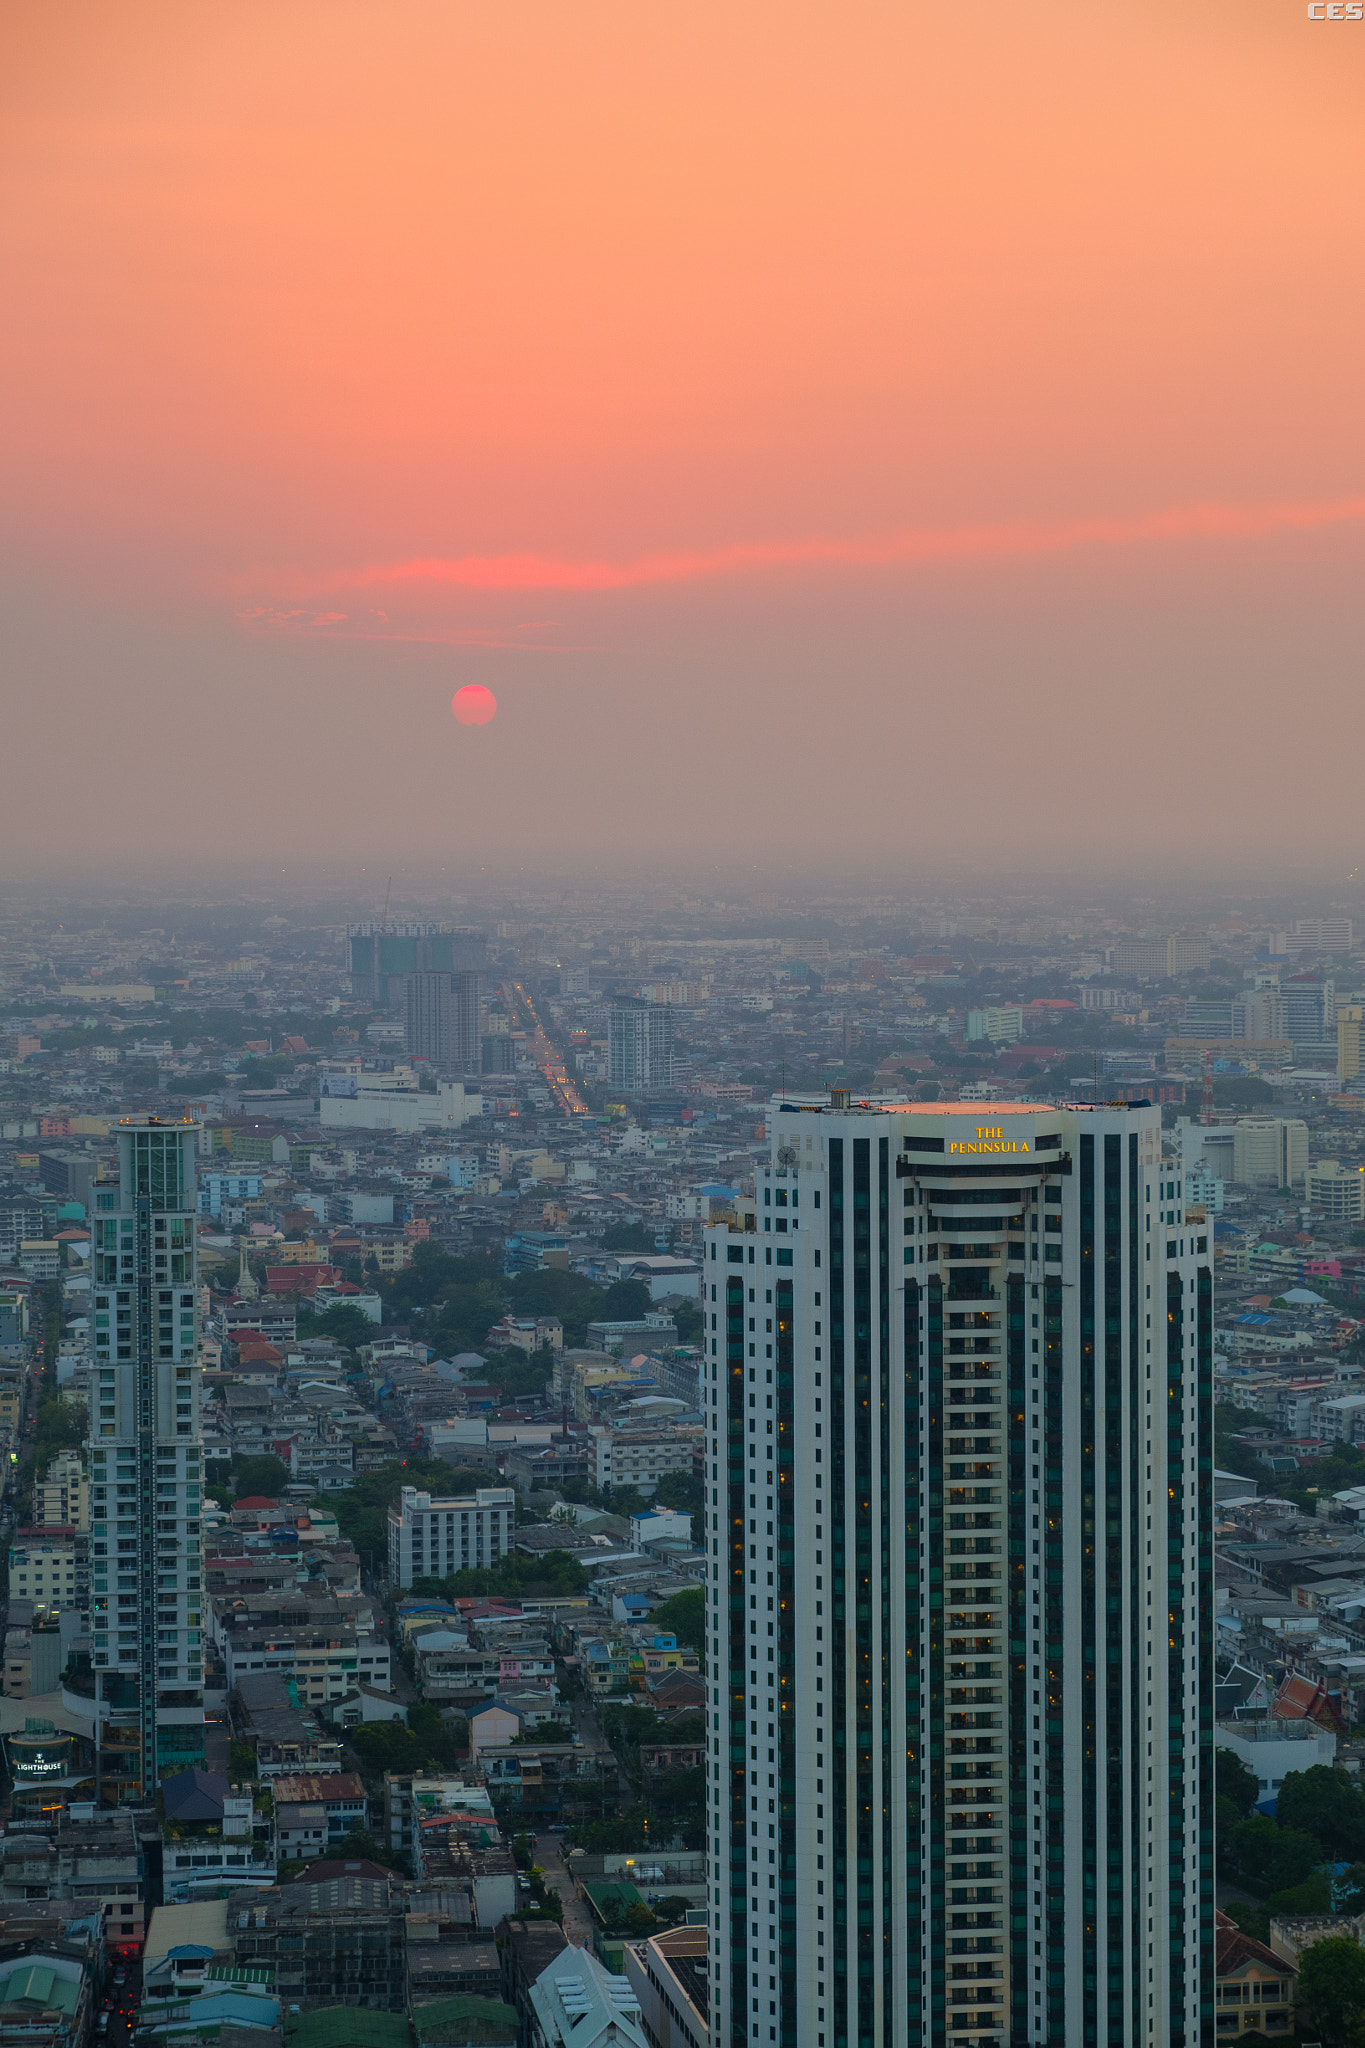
[346,926,486,1004]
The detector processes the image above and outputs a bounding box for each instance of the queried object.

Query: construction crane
[1200,1047,1215,1127]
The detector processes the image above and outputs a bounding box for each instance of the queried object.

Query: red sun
[451,685,497,726]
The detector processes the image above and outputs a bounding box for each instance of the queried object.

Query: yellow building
[370,1240,413,1275]
[1215,1914,1296,2037]
[7,1537,78,1609]
[270,1238,330,1265]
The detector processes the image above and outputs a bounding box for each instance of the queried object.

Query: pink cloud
[249,494,1365,599]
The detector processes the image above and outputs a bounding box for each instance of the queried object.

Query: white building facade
[386,1484,516,1588]
[702,1097,1213,2048]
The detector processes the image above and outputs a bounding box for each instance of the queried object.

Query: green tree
[508,1267,608,1345]
[652,1469,704,1518]
[649,1585,705,1660]
[599,1483,648,1517]
[230,1453,291,1500]
[1297,1933,1365,2046]
[410,1548,588,1600]
[1275,1766,1365,1863]
[428,1280,511,1356]
[513,1720,571,1746]
[671,1301,703,1343]
[328,1825,403,1871]
[34,1396,88,1467]
[323,1460,465,1571]
[621,1903,658,1936]
[567,1811,651,1854]
[488,1351,555,1403]
[229,1739,258,1780]
[511,1832,534,1870]
[600,1225,657,1254]
[1221,1897,1270,1945]
[654,1896,691,1926]
[347,1723,433,1778]
[406,1700,468,1766]
[296,1303,379,1352]
[347,1705,467,1780]
[1265,1873,1332,1918]
[601,1278,652,1322]
[1215,1745,1261,1819]
[1212,1075,1275,1108]
[1220,1815,1321,1896]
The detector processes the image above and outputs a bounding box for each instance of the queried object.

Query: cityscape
[0,883,1363,2047]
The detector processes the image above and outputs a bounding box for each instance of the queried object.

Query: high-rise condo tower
[703,1097,1212,2048]
[89,1116,206,1792]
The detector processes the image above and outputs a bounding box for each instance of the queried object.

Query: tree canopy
[1297,1934,1365,2046]
[649,1585,705,1660]
[230,1453,291,1501]
[409,1547,588,1599]
[1274,1766,1365,1864]
[651,1469,704,1517]
[347,1703,468,1782]
[601,1278,653,1322]
[1215,1745,1260,1820]
[1219,1814,1321,1896]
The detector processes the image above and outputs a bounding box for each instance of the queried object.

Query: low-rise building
[223,1626,390,1704]
[623,1926,709,2048]
[0,1948,95,2048]
[35,1457,88,1536]
[268,1773,367,1848]
[590,1430,699,1498]
[231,1876,407,2011]
[7,1535,80,1612]
[386,1487,515,1591]
[526,1945,646,2048]
[1214,1913,1296,2039]
[161,1769,276,1902]
[230,1672,345,1779]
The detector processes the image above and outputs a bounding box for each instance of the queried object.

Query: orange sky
[3,0,1364,876]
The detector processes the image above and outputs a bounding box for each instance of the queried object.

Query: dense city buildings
[704,1097,1213,2048]
[9,879,1365,2025]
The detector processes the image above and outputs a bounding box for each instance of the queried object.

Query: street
[101,1957,141,2048]
[532,1831,595,1949]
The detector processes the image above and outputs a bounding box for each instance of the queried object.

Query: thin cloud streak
[251,494,1365,599]
[233,608,593,650]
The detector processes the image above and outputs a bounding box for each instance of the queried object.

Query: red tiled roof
[1216,1921,1295,1980]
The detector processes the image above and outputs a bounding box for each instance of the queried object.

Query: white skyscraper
[608,998,674,1092]
[702,1096,1212,2048]
[89,1116,206,1792]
